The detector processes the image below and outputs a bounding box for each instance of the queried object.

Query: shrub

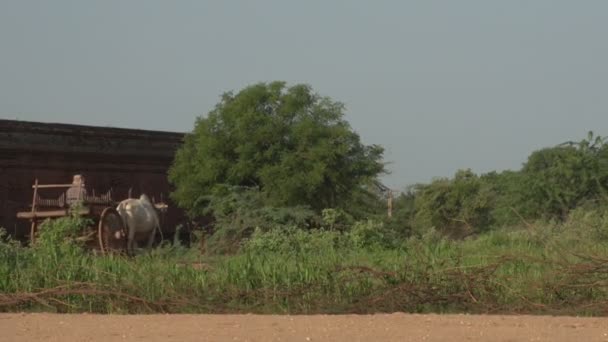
[515,132,608,221]
[243,226,344,255]
[199,186,319,254]
[348,220,400,250]
[412,169,496,238]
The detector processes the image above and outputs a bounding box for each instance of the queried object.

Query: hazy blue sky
[1,1,607,189]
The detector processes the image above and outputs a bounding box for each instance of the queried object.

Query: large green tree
[169,81,385,216]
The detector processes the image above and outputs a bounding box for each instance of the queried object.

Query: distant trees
[169,81,385,218]
[401,132,608,237]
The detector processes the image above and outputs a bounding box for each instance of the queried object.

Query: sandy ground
[1,313,608,342]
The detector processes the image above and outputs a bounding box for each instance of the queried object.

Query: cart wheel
[98,207,126,255]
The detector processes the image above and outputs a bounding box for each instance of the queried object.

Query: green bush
[242,217,402,254]
[321,208,354,231]
[243,226,344,255]
[503,132,608,222]
[199,186,319,254]
[412,169,496,238]
[348,219,400,250]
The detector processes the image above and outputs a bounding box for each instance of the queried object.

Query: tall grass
[1,208,608,315]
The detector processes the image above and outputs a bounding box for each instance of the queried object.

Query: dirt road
[1,313,607,342]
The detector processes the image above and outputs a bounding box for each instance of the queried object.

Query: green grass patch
[1,210,608,315]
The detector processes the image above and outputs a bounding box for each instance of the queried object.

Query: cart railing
[25,180,115,210]
[83,191,114,205]
[35,193,66,208]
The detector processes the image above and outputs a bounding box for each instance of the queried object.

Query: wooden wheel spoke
[98,207,126,255]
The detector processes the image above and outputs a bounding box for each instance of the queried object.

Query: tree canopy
[401,132,608,238]
[516,131,608,220]
[169,81,385,216]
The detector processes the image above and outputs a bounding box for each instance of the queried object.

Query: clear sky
[1,1,607,190]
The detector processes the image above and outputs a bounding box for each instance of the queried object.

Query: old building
[0,119,187,242]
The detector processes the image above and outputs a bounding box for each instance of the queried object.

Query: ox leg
[146,228,156,249]
[127,227,136,256]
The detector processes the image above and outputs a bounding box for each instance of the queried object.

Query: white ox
[116,194,167,255]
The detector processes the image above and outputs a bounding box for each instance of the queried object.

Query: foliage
[383,190,416,238]
[243,226,345,255]
[348,219,400,250]
[169,81,385,216]
[412,169,496,237]
[392,132,608,235]
[340,179,389,220]
[243,218,399,254]
[198,185,319,254]
[321,208,354,231]
[516,132,608,221]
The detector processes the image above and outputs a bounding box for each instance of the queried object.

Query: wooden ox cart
[16,179,127,254]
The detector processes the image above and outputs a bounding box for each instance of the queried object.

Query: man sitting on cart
[66,174,87,207]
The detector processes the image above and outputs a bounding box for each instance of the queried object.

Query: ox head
[154,202,169,214]
[154,202,169,240]
[140,194,168,213]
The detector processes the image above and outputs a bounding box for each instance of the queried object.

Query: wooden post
[387,190,393,219]
[29,178,39,244]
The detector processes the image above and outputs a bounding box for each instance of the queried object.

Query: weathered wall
[0,119,187,241]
